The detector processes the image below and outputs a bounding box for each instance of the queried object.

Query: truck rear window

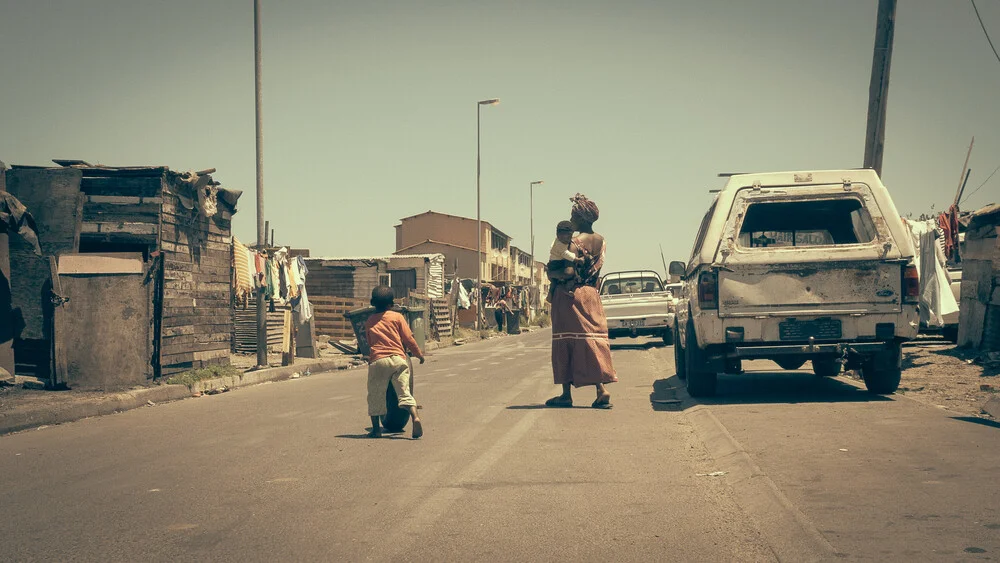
[737,198,877,248]
[601,274,663,295]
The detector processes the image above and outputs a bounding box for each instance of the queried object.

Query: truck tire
[774,358,806,371]
[380,360,415,432]
[684,321,716,397]
[860,344,902,395]
[812,357,841,377]
[674,325,686,380]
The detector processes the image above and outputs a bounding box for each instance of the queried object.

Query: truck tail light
[698,271,718,309]
[903,264,919,303]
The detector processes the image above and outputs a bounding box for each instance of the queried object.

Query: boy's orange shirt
[364,310,421,362]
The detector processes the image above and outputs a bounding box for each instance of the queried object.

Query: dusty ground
[851,337,1000,418]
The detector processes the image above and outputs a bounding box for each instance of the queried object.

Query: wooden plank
[80,175,163,197]
[59,253,144,274]
[82,202,160,223]
[162,340,232,357]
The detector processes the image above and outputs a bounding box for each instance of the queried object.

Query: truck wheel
[812,357,842,377]
[860,344,902,395]
[674,325,686,380]
[774,358,806,371]
[684,322,716,397]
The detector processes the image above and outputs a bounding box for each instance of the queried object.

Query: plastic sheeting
[905,218,959,327]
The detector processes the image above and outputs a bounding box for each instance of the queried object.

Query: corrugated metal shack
[5,161,241,385]
[303,254,445,339]
[958,203,1000,351]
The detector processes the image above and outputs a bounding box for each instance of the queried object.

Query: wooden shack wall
[158,179,234,375]
[6,168,85,344]
[78,169,162,250]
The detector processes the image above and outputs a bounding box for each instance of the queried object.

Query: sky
[1,0,998,274]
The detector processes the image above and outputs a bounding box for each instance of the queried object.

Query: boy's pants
[367,355,416,416]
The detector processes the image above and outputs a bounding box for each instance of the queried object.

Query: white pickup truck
[672,170,919,397]
[599,270,676,344]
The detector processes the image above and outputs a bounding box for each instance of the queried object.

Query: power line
[961,164,1000,204]
[971,0,1000,65]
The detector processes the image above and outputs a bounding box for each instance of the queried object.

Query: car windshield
[737,197,877,248]
[601,274,663,295]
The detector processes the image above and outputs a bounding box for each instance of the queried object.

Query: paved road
[1,330,998,561]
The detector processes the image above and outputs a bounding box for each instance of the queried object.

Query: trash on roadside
[303,368,311,376]
[291,372,301,379]
[204,386,229,395]
[839,448,849,452]
[696,471,727,477]
[454,339,466,346]
[146,400,155,407]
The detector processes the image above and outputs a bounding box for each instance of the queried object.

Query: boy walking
[365,286,425,439]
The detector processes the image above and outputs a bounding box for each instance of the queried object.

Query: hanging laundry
[255,251,268,289]
[232,237,254,304]
[264,256,277,300]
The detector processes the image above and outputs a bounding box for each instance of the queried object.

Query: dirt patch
[865,340,1000,418]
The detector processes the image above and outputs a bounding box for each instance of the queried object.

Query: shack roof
[8,160,242,210]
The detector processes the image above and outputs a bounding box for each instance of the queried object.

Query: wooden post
[48,256,67,388]
[0,163,12,380]
[863,0,897,177]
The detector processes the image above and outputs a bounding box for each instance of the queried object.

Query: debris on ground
[696,471,727,477]
[888,342,999,418]
[146,400,155,407]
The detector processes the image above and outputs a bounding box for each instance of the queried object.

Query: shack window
[737,198,877,248]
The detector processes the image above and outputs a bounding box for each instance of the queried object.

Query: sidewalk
[0,355,359,436]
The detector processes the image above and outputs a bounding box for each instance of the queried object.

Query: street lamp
[476,98,500,330]
[529,180,544,320]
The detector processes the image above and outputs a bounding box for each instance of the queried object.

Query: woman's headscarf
[570,193,600,224]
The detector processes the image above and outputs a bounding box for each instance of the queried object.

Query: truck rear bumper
[730,342,891,359]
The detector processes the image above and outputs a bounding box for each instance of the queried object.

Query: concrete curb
[683,402,839,561]
[0,358,358,436]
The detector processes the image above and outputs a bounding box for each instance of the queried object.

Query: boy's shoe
[368,428,382,438]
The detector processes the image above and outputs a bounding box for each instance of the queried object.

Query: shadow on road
[336,429,411,440]
[704,371,892,405]
[950,416,1000,430]
[649,371,892,410]
[610,340,668,351]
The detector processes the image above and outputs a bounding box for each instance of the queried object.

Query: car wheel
[674,324,686,379]
[860,343,902,395]
[812,357,842,377]
[774,358,806,371]
[684,320,716,397]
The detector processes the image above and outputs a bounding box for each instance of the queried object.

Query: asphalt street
[1,330,998,562]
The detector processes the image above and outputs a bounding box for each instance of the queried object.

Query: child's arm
[398,316,425,363]
[560,248,578,262]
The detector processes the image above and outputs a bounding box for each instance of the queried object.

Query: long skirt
[551,285,617,387]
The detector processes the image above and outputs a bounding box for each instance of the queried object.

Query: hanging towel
[232,237,254,301]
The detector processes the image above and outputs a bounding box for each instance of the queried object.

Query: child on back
[364,286,425,439]
[546,220,585,303]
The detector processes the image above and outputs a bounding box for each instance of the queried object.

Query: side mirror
[668,261,686,276]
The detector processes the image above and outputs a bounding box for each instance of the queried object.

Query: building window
[491,231,508,251]
[378,274,391,287]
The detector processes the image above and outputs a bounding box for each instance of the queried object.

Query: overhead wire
[971,0,1000,65]
[961,164,1000,204]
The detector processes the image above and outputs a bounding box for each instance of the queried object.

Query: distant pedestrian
[545,193,617,409]
[364,286,425,439]
[494,298,511,332]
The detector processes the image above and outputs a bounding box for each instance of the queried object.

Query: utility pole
[254,0,267,368]
[863,0,897,177]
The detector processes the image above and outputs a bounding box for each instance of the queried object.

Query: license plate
[779,318,842,340]
[622,319,645,328]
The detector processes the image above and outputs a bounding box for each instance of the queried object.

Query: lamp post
[529,180,543,320]
[476,98,499,330]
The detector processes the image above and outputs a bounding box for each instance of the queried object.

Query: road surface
[1,330,998,561]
